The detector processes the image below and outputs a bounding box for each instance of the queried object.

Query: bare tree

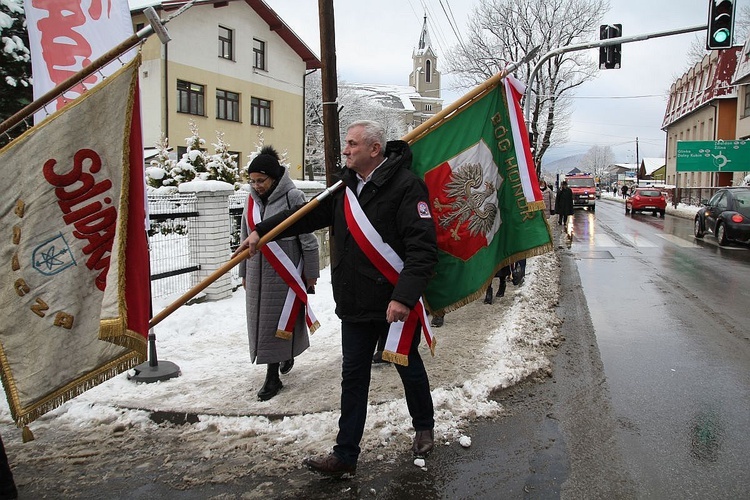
[579,144,614,178]
[305,74,409,180]
[444,0,610,172]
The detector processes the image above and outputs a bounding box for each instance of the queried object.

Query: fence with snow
[147,182,329,300]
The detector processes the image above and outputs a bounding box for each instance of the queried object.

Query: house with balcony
[130,0,320,180]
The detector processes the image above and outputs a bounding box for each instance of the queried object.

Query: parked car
[625,188,667,217]
[693,187,750,246]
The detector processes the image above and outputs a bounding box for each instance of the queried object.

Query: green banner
[410,86,552,314]
[676,140,750,172]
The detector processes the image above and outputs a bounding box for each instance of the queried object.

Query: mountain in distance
[540,153,585,178]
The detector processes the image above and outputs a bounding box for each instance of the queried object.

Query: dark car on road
[694,187,750,246]
[625,188,667,217]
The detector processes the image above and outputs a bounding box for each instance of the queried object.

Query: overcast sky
[260,0,749,164]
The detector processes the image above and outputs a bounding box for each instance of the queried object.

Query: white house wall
[135,2,310,178]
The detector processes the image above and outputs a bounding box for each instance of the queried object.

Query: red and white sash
[247,196,319,338]
[343,187,435,366]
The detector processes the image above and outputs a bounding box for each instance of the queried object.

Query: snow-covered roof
[414,15,434,57]
[662,47,741,129]
[611,163,638,171]
[732,38,750,84]
[640,157,665,175]
[342,83,422,112]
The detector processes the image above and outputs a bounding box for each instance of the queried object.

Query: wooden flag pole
[148,180,344,328]
[401,46,540,145]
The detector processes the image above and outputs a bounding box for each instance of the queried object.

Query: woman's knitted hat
[248,145,285,179]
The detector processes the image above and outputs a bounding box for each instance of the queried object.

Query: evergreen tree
[207,131,239,185]
[145,136,177,191]
[172,120,206,183]
[0,0,33,146]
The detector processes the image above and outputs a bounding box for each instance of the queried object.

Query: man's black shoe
[303,453,356,478]
[496,280,506,297]
[412,429,434,457]
[484,287,493,304]
[430,316,444,328]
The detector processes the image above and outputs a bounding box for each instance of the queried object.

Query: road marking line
[621,234,657,247]
[594,234,618,247]
[655,234,701,248]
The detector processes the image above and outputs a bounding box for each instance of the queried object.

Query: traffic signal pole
[522,24,708,127]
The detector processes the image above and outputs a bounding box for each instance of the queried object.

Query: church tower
[409,15,441,99]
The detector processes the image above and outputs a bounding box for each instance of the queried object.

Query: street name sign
[676,140,750,172]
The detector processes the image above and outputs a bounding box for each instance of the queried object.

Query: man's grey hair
[347,120,386,149]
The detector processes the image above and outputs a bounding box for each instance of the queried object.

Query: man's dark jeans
[333,320,434,465]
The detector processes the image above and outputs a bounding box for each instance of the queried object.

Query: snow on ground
[1,233,563,486]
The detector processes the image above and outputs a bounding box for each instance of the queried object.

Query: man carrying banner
[234,120,437,478]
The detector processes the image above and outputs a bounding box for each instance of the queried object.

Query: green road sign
[676,140,750,172]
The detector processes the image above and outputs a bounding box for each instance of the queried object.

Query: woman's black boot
[484,286,493,304]
[258,363,283,401]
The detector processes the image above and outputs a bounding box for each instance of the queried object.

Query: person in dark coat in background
[621,184,629,198]
[234,120,438,478]
[239,146,320,401]
[0,433,18,499]
[555,180,574,226]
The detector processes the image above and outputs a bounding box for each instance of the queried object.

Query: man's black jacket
[254,140,437,322]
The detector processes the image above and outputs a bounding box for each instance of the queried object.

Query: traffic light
[599,24,622,70]
[706,0,735,50]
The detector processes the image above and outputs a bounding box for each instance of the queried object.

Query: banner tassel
[22,425,34,443]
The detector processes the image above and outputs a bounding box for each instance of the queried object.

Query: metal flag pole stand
[128,329,181,383]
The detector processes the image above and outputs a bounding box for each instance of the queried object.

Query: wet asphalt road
[567,198,750,499]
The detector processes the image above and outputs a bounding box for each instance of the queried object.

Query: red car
[625,188,667,217]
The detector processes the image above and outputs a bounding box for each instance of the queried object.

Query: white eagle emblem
[433,162,498,240]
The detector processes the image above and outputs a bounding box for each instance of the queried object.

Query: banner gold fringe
[309,320,321,334]
[275,329,293,340]
[427,241,554,317]
[382,350,409,366]
[8,351,142,427]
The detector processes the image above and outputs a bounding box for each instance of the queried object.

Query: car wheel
[694,217,704,238]
[717,223,729,246]
[625,206,630,214]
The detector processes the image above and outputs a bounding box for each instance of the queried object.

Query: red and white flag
[24,0,137,123]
